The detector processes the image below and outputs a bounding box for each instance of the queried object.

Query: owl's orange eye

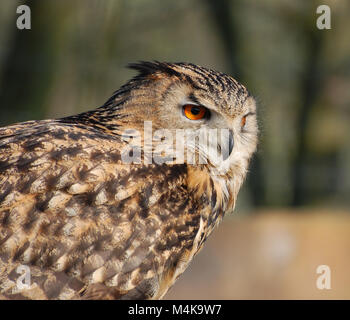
[183,105,208,120]
[241,115,247,128]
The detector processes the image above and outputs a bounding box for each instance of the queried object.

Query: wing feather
[0,121,200,299]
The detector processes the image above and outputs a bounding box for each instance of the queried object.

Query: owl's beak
[222,129,234,161]
[229,129,234,157]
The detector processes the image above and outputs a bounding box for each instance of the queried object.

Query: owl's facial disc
[146,78,257,172]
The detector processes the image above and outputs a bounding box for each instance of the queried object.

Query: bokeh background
[1,0,349,299]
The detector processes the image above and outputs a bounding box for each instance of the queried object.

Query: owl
[0,62,258,300]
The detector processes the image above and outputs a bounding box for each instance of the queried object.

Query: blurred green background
[0,0,349,299]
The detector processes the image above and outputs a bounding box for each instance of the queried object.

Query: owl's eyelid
[183,101,206,110]
[243,111,256,118]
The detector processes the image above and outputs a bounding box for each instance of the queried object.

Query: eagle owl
[0,62,258,299]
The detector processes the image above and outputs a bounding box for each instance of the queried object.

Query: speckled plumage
[0,62,258,299]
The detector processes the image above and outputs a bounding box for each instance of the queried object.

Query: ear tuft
[127,61,181,78]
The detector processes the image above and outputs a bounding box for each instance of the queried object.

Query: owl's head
[99,61,258,181]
